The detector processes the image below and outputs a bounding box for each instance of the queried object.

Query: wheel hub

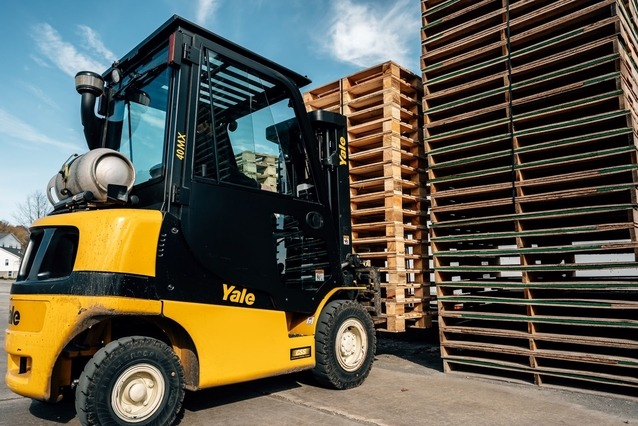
[340,332,356,356]
[112,364,166,422]
[335,319,368,372]
[128,382,148,403]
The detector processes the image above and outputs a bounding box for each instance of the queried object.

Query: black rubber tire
[312,300,376,390]
[75,336,185,426]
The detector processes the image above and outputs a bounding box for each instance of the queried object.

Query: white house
[0,246,21,279]
[0,232,21,250]
[0,233,22,279]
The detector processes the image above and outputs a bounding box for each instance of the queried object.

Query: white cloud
[0,108,81,151]
[77,24,118,63]
[23,83,61,111]
[29,54,51,69]
[195,0,220,26]
[325,0,419,69]
[31,23,109,77]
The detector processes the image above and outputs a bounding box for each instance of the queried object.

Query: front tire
[312,300,376,389]
[75,336,185,426]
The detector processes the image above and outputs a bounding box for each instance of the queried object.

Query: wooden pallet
[305,62,431,332]
[423,0,638,396]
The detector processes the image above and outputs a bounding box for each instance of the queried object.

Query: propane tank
[47,148,135,205]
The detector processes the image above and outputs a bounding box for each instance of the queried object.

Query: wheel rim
[111,363,166,423]
[336,318,368,372]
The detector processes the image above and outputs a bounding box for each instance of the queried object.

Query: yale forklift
[5,16,380,425]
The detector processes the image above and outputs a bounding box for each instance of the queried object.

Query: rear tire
[312,300,376,389]
[75,336,185,426]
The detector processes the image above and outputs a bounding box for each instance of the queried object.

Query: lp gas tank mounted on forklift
[5,16,379,425]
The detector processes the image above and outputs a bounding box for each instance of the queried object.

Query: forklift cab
[74,16,353,313]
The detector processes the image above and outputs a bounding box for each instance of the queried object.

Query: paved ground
[1,280,637,425]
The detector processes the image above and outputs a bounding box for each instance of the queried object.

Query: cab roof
[106,15,312,89]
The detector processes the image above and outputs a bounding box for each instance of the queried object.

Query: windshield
[106,46,171,185]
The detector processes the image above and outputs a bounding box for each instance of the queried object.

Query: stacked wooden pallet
[423,0,638,396]
[304,62,430,332]
[235,151,278,187]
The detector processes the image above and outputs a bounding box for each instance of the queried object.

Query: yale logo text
[338,136,347,166]
[222,284,255,305]
[8,306,20,326]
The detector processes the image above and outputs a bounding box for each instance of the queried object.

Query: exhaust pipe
[75,71,105,150]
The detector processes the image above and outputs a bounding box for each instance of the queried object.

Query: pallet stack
[235,151,278,188]
[422,0,638,395]
[304,62,430,332]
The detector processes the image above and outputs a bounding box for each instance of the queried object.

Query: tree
[13,190,52,229]
[0,220,29,248]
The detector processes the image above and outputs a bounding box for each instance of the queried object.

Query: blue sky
[0,0,421,224]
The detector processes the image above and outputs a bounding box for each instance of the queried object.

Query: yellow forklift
[5,16,380,425]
